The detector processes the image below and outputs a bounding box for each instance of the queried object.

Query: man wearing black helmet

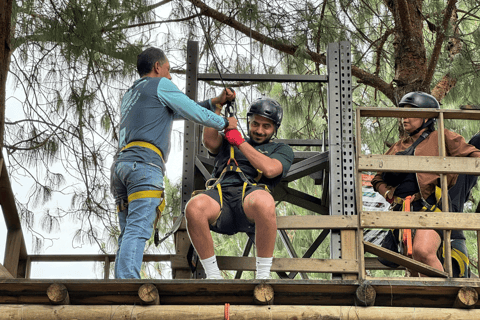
[185,97,294,279]
[372,91,480,277]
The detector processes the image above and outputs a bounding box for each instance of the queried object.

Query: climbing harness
[114,141,182,247]
[388,186,470,276]
[120,141,164,163]
[199,144,268,210]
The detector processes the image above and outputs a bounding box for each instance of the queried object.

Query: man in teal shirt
[112,47,236,278]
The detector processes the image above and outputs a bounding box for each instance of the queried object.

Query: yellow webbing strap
[121,141,164,162]
[128,190,164,203]
[443,245,469,277]
[421,186,443,212]
[242,181,248,201]
[255,169,263,182]
[128,190,165,226]
[230,145,235,159]
[216,184,223,208]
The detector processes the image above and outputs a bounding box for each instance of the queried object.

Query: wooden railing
[356,107,480,280]
[2,108,480,282]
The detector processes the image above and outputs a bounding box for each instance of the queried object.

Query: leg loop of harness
[445,244,469,277]
[117,190,166,246]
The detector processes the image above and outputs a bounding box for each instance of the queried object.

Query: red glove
[224,129,245,147]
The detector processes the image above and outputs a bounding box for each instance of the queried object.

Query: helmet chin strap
[409,118,435,136]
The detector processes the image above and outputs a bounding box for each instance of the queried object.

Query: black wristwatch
[223,117,229,130]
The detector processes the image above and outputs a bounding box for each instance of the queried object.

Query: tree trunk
[0,0,14,149]
[390,0,427,103]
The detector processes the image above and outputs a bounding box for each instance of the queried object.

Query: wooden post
[355,283,376,306]
[25,257,31,279]
[46,283,70,305]
[0,157,28,278]
[341,230,358,280]
[104,256,110,280]
[355,107,366,280]
[4,229,22,277]
[453,287,478,309]
[0,263,13,279]
[253,283,274,305]
[173,228,193,279]
[437,112,453,277]
[138,283,160,305]
[477,231,480,278]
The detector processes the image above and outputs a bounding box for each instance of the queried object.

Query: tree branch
[103,14,201,32]
[187,0,394,102]
[422,0,458,89]
[397,0,413,37]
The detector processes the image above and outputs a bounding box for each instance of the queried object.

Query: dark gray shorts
[201,185,268,235]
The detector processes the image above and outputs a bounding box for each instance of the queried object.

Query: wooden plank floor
[1,278,479,308]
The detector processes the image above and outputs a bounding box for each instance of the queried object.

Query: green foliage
[6,0,164,252]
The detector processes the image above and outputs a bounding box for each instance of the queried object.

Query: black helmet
[247,98,283,131]
[398,91,440,109]
[399,92,439,136]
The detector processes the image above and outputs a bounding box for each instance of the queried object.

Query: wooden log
[453,287,478,309]
[253,283,274,305]
[355,283,376,306]
[2,304,480,320]
[138,283,160,305]
[46,283,70,305]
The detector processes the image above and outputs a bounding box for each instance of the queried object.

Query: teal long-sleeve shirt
[117,76,226,170]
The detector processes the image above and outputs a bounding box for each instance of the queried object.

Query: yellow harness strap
[420,186,443,212]
[117,190,165,230]
[216,184,223,208]
[392,187,442,213]
[128,190,166,228]
[202,145,270,207]
[449,247,469,277]
[121,141,164,162]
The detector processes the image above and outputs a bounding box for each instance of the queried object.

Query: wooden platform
[1,278,479,308]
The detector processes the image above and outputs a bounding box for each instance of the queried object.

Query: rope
[224,303,230,320]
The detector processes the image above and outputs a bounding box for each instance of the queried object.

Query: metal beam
[198,73,328,83]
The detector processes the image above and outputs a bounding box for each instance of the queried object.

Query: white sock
[256,256,273,279]
[200,255,222,279]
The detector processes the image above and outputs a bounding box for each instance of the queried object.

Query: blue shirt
[117,77,226,170]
